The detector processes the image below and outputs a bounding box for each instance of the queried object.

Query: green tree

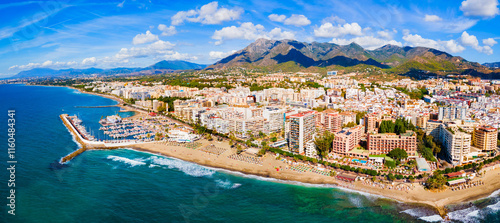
[425,171,447,189]
[343,122,357,128]
[314,131,335,160]
[387,148,408,162]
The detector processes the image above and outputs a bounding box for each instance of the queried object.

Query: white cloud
[460,31,480,47]
[268,14,311,26]
[9,40,197,71]
[377,30,392,39]
[268,14,286,22]
[460,31,494,54]
[209,50,237,60]
[460,0,499,18]
[132,30,159,45]
[441,40,466,54]
[321,15,345,24]
[284,14,311,26]
[483,38,498,46]
[424,14,442,22]
[212,22,295,45]
[158,24,177,36]
[160,52,198,61]
[117,0,125,8]
[9,60,78,70]
[82,57,97,66]
[314,22,363,38]
[171,1,242,25]
[403,32,465,53]
[330,36,402,50]
[116,40,175,59]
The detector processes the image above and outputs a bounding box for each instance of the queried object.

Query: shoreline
[52,84,500,217]
[128,141,500,217]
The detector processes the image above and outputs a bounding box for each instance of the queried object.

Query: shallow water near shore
[1,84,499,223]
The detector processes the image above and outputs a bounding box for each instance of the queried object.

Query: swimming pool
[352,159,367,164]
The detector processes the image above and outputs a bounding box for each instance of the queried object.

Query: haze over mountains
[9,60,208,79]
[9,39,499,80]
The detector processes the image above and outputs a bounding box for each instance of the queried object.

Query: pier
[59,114,149,163]
[74,105,120,108]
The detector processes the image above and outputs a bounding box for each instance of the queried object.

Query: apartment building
[440,126,471,165]
[288,111,316,154]
[364,114,378,133]
[367,131,417,156]
[474,126,498,151]
[332,126,364,156]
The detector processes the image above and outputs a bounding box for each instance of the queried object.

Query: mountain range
[483,62,500,68]
[8,39,499,80]
[8,60,207,79]
[208,39,489,77]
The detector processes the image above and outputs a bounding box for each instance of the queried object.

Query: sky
[1,0,500,77]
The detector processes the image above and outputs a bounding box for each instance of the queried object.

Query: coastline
[128,140,500,217]
[56,85,500,217]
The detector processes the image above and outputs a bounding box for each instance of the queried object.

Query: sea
[1,84,499,223]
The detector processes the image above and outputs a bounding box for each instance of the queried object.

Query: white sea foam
[488,189,500,198]
[447,206,481,223]
[348,196,363,208]
[486,200,500,211]
[215,179,241,189]
[150,156,215,177]
[419,214,443,222]
[107,155,146,167]
[401,208,430,218]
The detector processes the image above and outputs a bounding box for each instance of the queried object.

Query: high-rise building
[364,114,377,133]
[263,107,284,133]
[425,120,443,139]
[289,111,316,154]
[325,112,342,133]
[416,114,429,129]
[438,105,467,120]
[440,125,471,165]
[474,126,498,151]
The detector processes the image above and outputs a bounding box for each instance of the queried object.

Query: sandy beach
[128,139,500,216]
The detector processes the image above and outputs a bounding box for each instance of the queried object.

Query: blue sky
[1,0,500,77]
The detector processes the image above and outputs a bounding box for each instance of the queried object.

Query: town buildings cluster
[79,73,500,168]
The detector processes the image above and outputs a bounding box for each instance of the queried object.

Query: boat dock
[59,114,131,163]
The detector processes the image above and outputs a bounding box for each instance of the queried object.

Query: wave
[215,179,241,189]
[419,214,443,222]
[486,200,500,212]
[401,208,432,218]
[488,189,500,198]
[348,196,363,208]
[107,155,146,167]
[150,156,215,177]
[447,206,481,223]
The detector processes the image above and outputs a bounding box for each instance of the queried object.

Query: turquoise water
[352,159,368,164]
[0,84,499,223]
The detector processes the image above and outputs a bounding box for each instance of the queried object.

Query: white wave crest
[447,206,481,223]
[486,200,500,212]
[488,189,500,198]
[150,156,215,177]
[215,179,241,189]
[419,214,443,222]
[107,155,146,167]
[401,208,432,218]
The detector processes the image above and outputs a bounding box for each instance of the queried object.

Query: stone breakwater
[59,114,119,163]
